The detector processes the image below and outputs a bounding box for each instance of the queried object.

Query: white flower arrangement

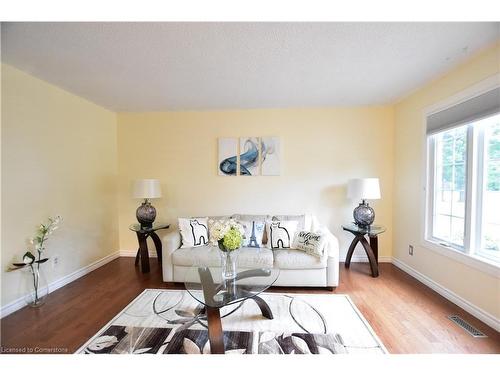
[210,219,245,251]
[209,219,245,244]
[8,216,62,306]
[30,215,62,253]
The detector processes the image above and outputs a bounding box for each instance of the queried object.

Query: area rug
[77,289,387,354]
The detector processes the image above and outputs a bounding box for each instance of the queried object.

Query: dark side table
[129,223,170,273]
[342,223,386,278]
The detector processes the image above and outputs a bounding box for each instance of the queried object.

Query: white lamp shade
[347,178,381,200]
[132,179,162,199]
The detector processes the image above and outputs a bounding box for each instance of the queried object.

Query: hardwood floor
[1,258,499,354]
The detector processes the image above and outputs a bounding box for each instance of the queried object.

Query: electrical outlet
[409,245,414,256]
[52,256,59,268]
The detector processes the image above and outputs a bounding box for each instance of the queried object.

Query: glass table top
[342,223,386,236]
[184,267,280,308]
[129,223,170,233]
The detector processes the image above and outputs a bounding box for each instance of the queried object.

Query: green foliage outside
[439,122,500,192]
[440,128,466,192]
[487,122,500,191]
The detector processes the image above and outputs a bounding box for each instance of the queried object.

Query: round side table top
[342,223,386,236]
[129,223,170,233]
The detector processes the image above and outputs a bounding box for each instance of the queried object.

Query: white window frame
[426,126,470,252]
[476,120,500,263]
[421,74,500,278]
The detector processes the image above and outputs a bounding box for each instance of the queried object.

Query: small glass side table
[129,223,170,273]
[342,223,386,278]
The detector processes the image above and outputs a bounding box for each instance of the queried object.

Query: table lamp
[132,179,162,228]
[347,178,380,227]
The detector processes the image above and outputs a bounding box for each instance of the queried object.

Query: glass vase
[23,265,48,307]
[218,247,239,282]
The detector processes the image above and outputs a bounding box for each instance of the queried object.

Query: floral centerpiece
[9,216,62,307]
[209,219,245,280]
[210,219,245,251]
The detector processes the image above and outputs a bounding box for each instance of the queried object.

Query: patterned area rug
[77,289,386,354]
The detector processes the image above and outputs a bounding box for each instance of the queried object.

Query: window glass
[432,125,467,248]
[479,115,500,260]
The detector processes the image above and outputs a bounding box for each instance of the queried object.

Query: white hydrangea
[209,219,245,246]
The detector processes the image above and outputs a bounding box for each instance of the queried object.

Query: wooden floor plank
[1,258,499,353]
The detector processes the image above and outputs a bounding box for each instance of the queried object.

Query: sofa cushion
[232,214,271,243]
[239,220,266,248]
[208,215,232,220]
[172,246,274,268]
[265,220,299,249]
[232,214,271,222]
[273,249,327,269]
[207,217,232,245]
[272,214,309,232]
[178,217,209,248]
[292,230,327,258]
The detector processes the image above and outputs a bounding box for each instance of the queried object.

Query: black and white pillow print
[178,217,209,248]
[292,231,326,258]
[239,220,265,248]
[265,220,299,250]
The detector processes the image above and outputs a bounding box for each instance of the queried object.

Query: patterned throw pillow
[292,231,326,258]
[239,220,265,248]
[265,220,298,250]
[272,214,307,232]
[178,217,209,248]
[233,214,271,244]
[207,217,231,245]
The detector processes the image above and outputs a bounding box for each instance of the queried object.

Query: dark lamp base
[353,200,375,227]
[136,200,157,229]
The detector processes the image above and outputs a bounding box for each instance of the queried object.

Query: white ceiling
[1,22,499,111]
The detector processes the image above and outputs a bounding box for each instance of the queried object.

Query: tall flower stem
[35,245,43,304]
[30,264,39,303]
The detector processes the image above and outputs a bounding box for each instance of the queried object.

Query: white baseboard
[119,249,157,258]
[392,257,500,333]
[0,251,120,318]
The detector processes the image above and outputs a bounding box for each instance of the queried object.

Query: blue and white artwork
[261,137,280,176]
[239,137,260,176]
[218,136,280,176]
[218,138,238,176]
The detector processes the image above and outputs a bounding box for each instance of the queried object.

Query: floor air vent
[448,315,487,338]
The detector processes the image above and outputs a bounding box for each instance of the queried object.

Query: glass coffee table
[184,266,280,354]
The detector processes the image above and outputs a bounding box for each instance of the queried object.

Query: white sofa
[161,214,340,288]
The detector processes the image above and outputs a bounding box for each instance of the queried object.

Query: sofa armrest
[319,226,340,287]
[163,231,181,252]
[161,231,181,282]
[318,227,339,259]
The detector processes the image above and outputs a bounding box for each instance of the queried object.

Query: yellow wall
[1,64,119,307]
[393,43,500,320]
[117,108,395,260]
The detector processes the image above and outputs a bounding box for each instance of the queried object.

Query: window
[426,86,500,267]
[478,118,500,261]
[431,125,467,249]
